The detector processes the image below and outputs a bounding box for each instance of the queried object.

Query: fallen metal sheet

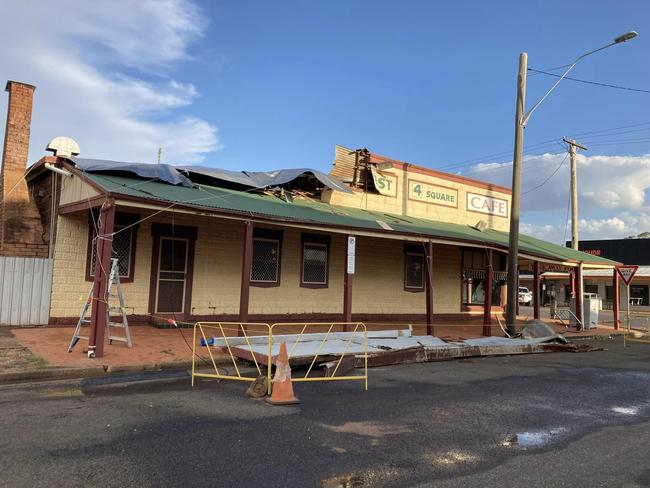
[230,339,384,366]
[362,336,456,349]
[359,342,596,368]
[460,337,559,346]
[220,331,589,368]
[206,329,406,348]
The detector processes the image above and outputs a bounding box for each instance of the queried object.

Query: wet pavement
[0,336,648,487]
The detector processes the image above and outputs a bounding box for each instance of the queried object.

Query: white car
[518,286,533,305]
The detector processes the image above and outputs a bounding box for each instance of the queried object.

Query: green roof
[84,172,617,267]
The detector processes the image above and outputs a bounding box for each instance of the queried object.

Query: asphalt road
[1,337,649,488]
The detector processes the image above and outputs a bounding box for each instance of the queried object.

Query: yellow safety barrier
[191,321,369,395]
[269,322,368,392]
[191,322,271,386]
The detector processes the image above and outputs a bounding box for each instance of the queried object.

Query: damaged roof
[72,157,352,193]
[76,170,617,267]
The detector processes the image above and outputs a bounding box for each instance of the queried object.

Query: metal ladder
[68,258,132,352]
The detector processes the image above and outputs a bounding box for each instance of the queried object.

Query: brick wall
[0,81,48,257]
[49,210,463,320]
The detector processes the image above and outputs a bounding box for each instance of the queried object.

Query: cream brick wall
[249,231,345,314]
[324,165,512,232]
[50,210,462,318]
[352,238,460,314]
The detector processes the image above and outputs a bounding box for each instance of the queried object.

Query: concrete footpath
[0,320,630,385]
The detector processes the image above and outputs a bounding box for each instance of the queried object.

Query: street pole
[563,138,588,250]
[505,52,527,333]
[504,32,636,335]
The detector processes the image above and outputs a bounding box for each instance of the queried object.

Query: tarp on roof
[180,166,353,193]
[73,158,194,187]
[81,172,618,267]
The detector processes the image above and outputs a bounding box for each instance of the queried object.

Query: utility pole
[504,31,635,334]
[562,138,588,250]
[505,52,527,333]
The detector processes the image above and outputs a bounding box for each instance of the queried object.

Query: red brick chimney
[0,81,47,257]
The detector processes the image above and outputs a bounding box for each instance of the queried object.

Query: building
[521,238,650,311]
[0,80,618,356]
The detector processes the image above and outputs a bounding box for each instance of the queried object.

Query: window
[250,228,283,285]
[404,244,425,291]
[630,285,648,306]
[251,238,280,283]
[301,234,330,287]
[86,212,139,282]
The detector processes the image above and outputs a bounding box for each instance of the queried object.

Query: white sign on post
[616,265,638,285]
[347,236,356,274]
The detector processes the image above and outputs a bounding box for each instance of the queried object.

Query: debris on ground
[202,326,603,372]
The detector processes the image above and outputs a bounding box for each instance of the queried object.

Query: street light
[504,31,638,334]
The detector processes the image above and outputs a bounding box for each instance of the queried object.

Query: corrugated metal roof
[83,172,616,267]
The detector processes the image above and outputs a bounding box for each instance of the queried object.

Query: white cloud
[520,213,650,243]
[468,152,650,243]
[0,0,218,164]
[467,152,650,213]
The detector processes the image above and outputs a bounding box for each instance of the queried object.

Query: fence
[0,257,53,326]
[191,322,368,394]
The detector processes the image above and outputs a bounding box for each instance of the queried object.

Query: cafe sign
[407,179,458,208]
[467,192,508,218]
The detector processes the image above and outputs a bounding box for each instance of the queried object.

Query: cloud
[0,0,218,164]
[467,152,650,243]
[521,213,650,243]
[466,152,650,213]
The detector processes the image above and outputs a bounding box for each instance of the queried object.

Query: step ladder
[68,258,132,353]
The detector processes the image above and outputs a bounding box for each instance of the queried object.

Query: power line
[435,139,560,172]
[528,68,650,94]
[569,121,650,138]
[521,152,569,195]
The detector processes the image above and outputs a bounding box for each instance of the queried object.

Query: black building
[566,238,649,265]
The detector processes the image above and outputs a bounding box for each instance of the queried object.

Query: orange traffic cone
[265,342,300,405]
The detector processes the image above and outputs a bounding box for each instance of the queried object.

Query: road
[1,337,649,487]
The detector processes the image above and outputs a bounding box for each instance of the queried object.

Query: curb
[0,366,106,384]
[0,356,235,386]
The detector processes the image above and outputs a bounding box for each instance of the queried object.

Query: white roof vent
[46,136,80,158]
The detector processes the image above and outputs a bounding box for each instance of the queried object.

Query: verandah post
[238,220,253,330]
[533,260,540,320]
[425,241,434,336]
[482,249,493,336]
[88,198,116,358]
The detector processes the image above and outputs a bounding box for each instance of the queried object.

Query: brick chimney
[0,81,47,257]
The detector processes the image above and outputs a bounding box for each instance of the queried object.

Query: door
[155,237,189,313]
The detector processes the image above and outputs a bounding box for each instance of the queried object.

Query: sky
[1,0,650,243]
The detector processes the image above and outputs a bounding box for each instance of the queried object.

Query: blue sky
[1,0,650,242]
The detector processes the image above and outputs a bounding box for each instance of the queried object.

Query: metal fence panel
[0,257,53,326]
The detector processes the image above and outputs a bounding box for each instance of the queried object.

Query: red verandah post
[482,250,493,336]
[425,241,434,336]
[88,199,116,358]
[533,261,540,320]
[238,221,254,334]
[612,268,620,330]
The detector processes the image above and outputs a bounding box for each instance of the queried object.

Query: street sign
[616,265,639,286]
[346,236,356,274]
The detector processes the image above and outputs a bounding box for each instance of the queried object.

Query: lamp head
[614,31,638,43]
